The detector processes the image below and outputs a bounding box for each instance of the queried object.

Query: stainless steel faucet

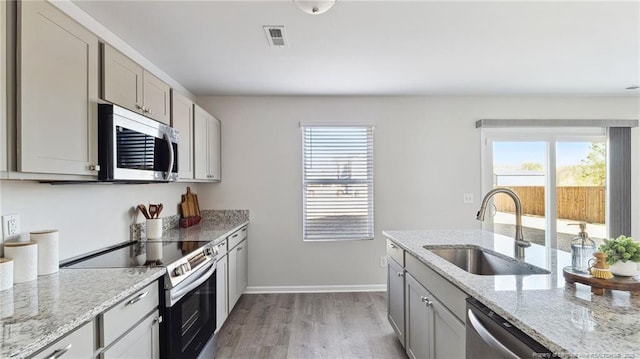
[476,188,531,260]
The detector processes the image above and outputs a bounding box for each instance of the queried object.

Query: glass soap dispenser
[570,223,596,273]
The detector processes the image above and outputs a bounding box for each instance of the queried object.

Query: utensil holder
[146,218,163,240]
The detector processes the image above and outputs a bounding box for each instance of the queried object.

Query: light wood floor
[216,292,408,359]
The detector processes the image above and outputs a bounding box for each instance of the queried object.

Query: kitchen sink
[423,246,550,276]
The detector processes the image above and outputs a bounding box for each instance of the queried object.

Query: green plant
[598,235,640,265]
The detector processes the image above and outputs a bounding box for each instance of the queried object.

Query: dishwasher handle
[467,309,520,359]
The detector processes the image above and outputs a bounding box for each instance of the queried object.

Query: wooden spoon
[138,204,151,219]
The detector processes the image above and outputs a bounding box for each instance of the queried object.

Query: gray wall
[196,95,640,290]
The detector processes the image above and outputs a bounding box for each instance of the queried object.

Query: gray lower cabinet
[99,282,160,358]
[228,238,247,310]
[101,310,160,359]
[405,273,431,359]
[18,0,99,177]
[31,320,95,359]
[387,257,405,347]
[405,273,465,359]
[216,252,229,331]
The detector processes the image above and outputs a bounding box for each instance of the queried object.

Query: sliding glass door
[482,129,607,252]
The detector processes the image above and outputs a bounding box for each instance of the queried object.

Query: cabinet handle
[420,296,433,306]
[397,272,404,277]
[389,243,397,249]
[136,104,144,111]
[46,343,71,359]
[242,228,247,232]
[89,164,101,171]
[237,247,243,251]
[126,290,149,305]
[146,108,152,114]
[232,233,239,238]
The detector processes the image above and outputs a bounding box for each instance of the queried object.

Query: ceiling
[72,0,640,96]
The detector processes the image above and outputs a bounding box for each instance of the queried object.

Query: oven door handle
[163,132,174,181]
[170,261,215,303]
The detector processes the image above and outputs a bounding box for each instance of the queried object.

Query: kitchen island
[383,229,640,358]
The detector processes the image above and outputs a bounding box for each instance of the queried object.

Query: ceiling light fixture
[293,0,337,15]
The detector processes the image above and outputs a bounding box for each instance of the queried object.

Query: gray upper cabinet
[102,43,170,125]
[193,104,221,182]
[18,0,99,177]
[171,90,194,180]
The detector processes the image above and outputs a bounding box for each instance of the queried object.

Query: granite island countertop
[383,229,640,358]
[0,267,165,359]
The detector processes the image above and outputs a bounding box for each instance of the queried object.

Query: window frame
[301,124,374,242]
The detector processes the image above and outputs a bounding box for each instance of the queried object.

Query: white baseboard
[244,284,387,294]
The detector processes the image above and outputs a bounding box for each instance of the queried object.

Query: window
[478,120,636,252]
[301,125,374,241]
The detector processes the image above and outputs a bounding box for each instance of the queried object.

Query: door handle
[163,132,174,180]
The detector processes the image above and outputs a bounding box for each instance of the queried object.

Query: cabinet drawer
[101,282,159,347]
[214,238,228,257]
[386,238,404,267]
[32,320,94,359]
[406,253,467,322]
[101,310,159,359]
[228,226,248,250]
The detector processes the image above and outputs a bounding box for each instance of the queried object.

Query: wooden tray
[563,266,640,296]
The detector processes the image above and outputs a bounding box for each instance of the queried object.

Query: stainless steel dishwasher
[466,298,553,358]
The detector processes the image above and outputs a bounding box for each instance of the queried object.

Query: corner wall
[196,95,639,289]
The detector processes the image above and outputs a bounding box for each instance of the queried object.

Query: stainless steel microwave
[98,104,178,182]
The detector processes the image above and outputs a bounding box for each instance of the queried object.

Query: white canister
[0,258,13,291]
[146,219,163,240]
[4,241,38,283]
[30,230,59,276]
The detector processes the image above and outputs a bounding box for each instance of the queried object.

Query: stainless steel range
[62,240,218,359]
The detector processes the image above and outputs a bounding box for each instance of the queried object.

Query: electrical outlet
[380,256,388,267]
[2,214,20,240]
[463,193,474,204]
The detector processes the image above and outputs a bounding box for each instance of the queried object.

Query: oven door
[164,263,216,359]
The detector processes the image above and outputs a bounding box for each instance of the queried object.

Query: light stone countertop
[2,210,250,359]
[383,229,640,358]
[0,267,165,359]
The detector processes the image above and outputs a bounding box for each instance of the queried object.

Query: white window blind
[302,125,374,241]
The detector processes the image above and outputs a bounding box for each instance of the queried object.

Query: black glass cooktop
[62,241,211,268]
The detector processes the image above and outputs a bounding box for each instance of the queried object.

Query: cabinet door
[208,116,221,181]
[193,104,209,180]
[18,0,99,176]
[432,297,465,359]
[32,320,94,359]
[228,244,239,310]
[102,43,143,114]
[171,90,194,180]
[236,239,248,297]
[142,70,170,125]
[102,311,160,359]
[387,257,405,347]
[216,254,228,330]
[405,273,433,359]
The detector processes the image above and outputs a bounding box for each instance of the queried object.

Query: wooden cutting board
[181,187,200,218]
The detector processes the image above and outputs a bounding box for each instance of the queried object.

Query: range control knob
[204,247,214,256]
[173,266,185,276]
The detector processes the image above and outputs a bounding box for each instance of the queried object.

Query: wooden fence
[494,186,605,224]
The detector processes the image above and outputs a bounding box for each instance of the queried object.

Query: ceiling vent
[263,26,287,47]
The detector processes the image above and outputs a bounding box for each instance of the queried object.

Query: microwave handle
[163,132,174,180]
